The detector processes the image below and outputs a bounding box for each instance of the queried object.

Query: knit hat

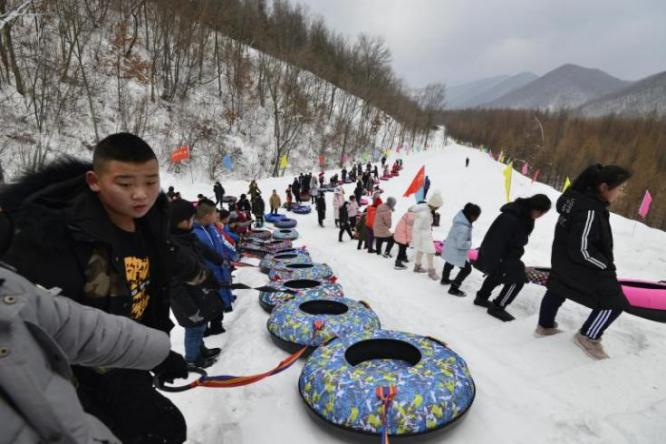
[169,199,196,228]
[427,191,443,209]
[386,197,397,209]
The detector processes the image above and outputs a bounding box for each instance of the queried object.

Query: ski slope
[164,142,666,444]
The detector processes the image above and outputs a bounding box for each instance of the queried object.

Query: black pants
[270,207,278,214]
[395,243,408,265]
[76,368,186,444]
[375,236,394,255]
[339,222,353,241]
[317,211,325,226]
[476,270,524,308]
[357,232,366,249]
[442,261,472,287]
[538,290,622,339]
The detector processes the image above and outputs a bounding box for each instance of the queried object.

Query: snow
[163,136,666,444]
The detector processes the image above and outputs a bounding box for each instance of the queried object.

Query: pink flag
[531,169,540,183]
[396,145,401,153]
[639,190,653,219]
[521,162,529,175]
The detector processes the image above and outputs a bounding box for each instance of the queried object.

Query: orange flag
[403,166,425,197]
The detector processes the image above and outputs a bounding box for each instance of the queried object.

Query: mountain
[578,71,666,118]
[448,72,538,109]
[446,75,510,109]
[484,64,630,110]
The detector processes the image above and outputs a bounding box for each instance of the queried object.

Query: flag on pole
[223,155,233,172]
[532,169,540,184]
[498,151,505,164]
[318,154,325,167]
[279,155,288,169]
[521,162,529,175]
[503,163,513,202]
[638,190,653,219]
[170,145,190,163]
[403,166,426,197]
[562,177,572,192]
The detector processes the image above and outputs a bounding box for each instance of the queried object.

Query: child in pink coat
[393,209,415,269]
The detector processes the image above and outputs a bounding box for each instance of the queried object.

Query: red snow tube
[434,241,478,262]
[525,267,666,323]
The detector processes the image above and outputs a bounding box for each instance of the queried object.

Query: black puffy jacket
[547,189,624,309]
[474,199,534,282]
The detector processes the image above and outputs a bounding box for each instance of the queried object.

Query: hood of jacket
[556,189,608,216]
[452,210,471,229]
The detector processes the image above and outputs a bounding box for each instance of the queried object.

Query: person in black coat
[169,199,223,368]
[316,192,326,227]
[341,167,347,183]
[373,165,379,179]
[338,201,353,241]
[474,194,552,321]
[292,177,301,203]
[354,180,364,204]
[0,134,188,443]
[536,165,631,359]
[251,193,266,227]
[213,181,225,209]
[236,193,251,214]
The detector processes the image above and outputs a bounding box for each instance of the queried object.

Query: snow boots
[413,264,426,273]
[427,268,440,281]
[487,302,515,322]
[448,286,466,297]
[534,323,562,337]
[574,332,610,360]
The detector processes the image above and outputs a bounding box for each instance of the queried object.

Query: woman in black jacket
[536,164,631,360]
[474,194,552,321]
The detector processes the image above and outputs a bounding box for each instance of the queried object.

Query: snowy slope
[163,135,666,444]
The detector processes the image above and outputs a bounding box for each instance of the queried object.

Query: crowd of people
[314,159,631,361]
[0,130,633,443]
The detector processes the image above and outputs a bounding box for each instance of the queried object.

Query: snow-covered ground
[164,142,666,444]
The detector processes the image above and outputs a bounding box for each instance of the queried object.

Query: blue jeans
[184,325,206,362]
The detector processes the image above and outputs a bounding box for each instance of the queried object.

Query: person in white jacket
[410,191,443,280]
[440,203,481,296]
[0,265,187,444]
[332,188,345,227]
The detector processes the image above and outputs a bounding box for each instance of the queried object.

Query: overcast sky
[292,0,666,88]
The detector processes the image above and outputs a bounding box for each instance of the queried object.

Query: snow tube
[359,197,369,206]
[299,329,475,437]
[434,241,479,262]
[246,229,272,241]
[259,249,310,273]
[267,295,380,353]
[222,195,237,204]
[259,279,344,313]
[274,218,297,229]
[525,267,666,323]
[240,239,293,257]
[269,262,334,282]
[265,213,288,223]
[272,228,299,241]
[292,204,312,214]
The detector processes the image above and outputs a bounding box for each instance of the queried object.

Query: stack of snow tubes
[291,204,312,215]
[253,209,477,440]
[273,228,299,241]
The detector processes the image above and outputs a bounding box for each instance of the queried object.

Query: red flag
[318,155,325,166]
[170,145,190,163]
[403,166,425,197]
[531,169,540,184]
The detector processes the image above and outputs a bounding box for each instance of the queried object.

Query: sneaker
[382,252,392,258]
[427,268,441,281]
[448,287,466,297]
[534,323,562,338]
[200,346,221,359]
[368,249,376,253]
[188,356,217,369]
[473,297,491,308]
[440,278,452,285]
[394,263,407,270]
[487,303,515,322]
[574,332,609,360]
[413,264,426,273]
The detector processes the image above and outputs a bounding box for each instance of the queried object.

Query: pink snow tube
[619,280,666,311]
[359,197,369,206]
[434,240,478,262]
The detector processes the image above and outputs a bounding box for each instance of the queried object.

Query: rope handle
[358,300,372,310]
[426,336,448,348]
[376,385,398,444]
[154,366,208,393]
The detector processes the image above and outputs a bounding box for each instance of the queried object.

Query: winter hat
[427,191,443,209]
[169,199,196,228]
[386,197,397,210]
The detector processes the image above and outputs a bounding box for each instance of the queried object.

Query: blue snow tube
[267,295,380,353]
[258,279,344,313]
[292,204,312,214]
[274,218,297,229]
[299,330,476,437]
[259,249,310,273]
[268,262,334,282]
[272,228,299,241]
[265,213,288,223]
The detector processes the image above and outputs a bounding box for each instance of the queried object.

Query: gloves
[152,351,189,383]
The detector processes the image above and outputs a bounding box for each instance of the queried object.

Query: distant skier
[214,181,225,208]
[466,157,470,168]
